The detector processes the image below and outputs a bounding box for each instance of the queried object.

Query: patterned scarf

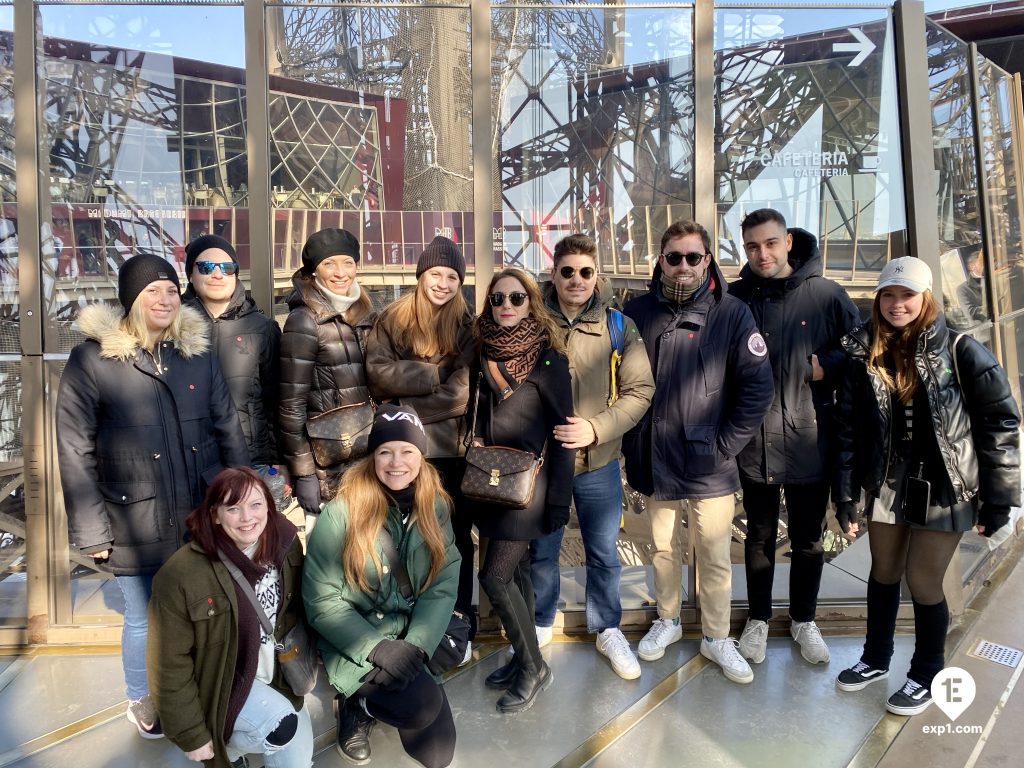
[478,314,548,385]
[661,268,710,304]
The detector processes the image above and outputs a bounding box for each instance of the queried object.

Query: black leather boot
[335,694,374,765]
[496,659,553,714]
[485,658,520,689]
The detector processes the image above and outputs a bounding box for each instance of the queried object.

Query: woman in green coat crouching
[303,404,460,767]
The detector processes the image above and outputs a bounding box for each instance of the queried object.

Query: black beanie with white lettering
[367,404,428,455]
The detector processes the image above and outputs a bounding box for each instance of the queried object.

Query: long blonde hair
[477,267,567,355]
[122,295,183,352]
[339,454,451,594]
[377,277,469,358]
[867,289,939,404]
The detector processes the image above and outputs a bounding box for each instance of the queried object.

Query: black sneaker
[886,678,933,716]
[836,661,889,692]
[126,695,164,740]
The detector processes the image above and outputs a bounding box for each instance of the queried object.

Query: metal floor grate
[968,640,1024,668]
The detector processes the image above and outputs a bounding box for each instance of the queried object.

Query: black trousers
[432,457,477,626]
[358,670,455,768]
[741,478,829,622]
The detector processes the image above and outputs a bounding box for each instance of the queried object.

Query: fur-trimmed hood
[75,303,211,361]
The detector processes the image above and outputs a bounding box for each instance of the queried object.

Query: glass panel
[715,8,906,278]
[268,3,473,316]
[493,6,694,277]
[38,4,248,354]
[977,60,1024,319]
[0,4,23,627]
[37,4,247,626]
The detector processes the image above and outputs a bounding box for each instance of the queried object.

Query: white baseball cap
[875,257,933,293]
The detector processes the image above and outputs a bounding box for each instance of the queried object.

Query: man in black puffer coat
[183,235,283,470]
[728,208,861,668]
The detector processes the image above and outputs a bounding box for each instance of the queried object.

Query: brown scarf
[478,314,548,386]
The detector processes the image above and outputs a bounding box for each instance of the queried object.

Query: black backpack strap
[378,529,415,605]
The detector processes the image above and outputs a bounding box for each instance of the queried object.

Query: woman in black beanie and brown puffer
[365,236,477,642]
[56,254,249,740]
[470,267,575,714]
[279,228,376,531]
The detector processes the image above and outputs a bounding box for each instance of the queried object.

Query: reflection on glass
[493,7,694,275]
[715,9,906,274]
[268,5,473,288]
[38,5,247,352]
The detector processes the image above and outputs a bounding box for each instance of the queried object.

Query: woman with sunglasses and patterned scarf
[183,235,285,485]
[469,267,575,714]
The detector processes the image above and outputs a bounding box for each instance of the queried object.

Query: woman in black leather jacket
[833,257,1019,717]
[279,228,376,530]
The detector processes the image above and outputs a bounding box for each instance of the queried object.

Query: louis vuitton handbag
[460,369,543,509]
[306,402,374,467]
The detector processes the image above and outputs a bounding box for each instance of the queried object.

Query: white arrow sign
[833,27,876,67]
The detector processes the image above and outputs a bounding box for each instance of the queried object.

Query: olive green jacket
[302,496,460,697]
[545,283,655,474]
[148,537,305,768]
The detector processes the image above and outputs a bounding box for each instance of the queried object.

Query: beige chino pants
[644,493,735,640]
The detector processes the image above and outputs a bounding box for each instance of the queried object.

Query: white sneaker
[790,620,830,664]
[700,637,754,684]
[507,625,554,658]
[739,619,768,664]
[596,628,641,680]
[637,618,683,661]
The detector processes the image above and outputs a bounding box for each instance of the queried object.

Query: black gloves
[366,639,425,689]
[835,501,861,534]
[978,504,1011,538]
[294,475,322,516]
[546,505,570,533]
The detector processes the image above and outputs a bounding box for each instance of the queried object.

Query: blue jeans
[115,574,153,701]
[530,460,623,633]
[226,680,313,768]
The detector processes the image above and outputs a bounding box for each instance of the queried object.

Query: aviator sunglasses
[195,260,239,276]
[662,250,708,267]
[558,265,596,280]
[488,291,528,307]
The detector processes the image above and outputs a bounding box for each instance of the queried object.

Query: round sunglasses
[662,251,708,267]
[488,291,528,307]
[558,265,596,280]
[195,260,239,276]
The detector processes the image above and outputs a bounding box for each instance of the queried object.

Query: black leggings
[861,521,962,685]
[433,458,477,623]
[358,670,455,768]
[479,539,541,669]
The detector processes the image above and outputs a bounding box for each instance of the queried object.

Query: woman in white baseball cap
[831,256,1020,717]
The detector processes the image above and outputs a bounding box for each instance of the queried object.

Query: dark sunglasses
[488,291,528,307]
[559,265,596,280]
[195,260,239,276]
[662,251,708,267]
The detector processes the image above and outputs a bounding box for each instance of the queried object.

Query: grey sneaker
[700,637,754,684]
[739,619,769,663]
[126,695,164,740]
[790,620,830,664]
[637,618,682,661]
[596,628,641,680]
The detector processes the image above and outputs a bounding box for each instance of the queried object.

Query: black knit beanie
[416,236,466,284]
[367,404,428,456]
[184,234,237,277]
[118,254,181,316]
[301,228,360,275]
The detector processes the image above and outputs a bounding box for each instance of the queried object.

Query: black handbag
[460,368,543,509]
[379,530,470,674]
[220,555,319,696]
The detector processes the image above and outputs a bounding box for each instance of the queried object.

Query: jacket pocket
[99,481,161,546]
[699,345,723,397]
[186,592,233,648]
[684,425,721,476]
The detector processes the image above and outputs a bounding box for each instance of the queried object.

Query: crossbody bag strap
[465,370,483,447]
[378,528,415,604]
[487,359,514,400]
[219,553,277,641]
